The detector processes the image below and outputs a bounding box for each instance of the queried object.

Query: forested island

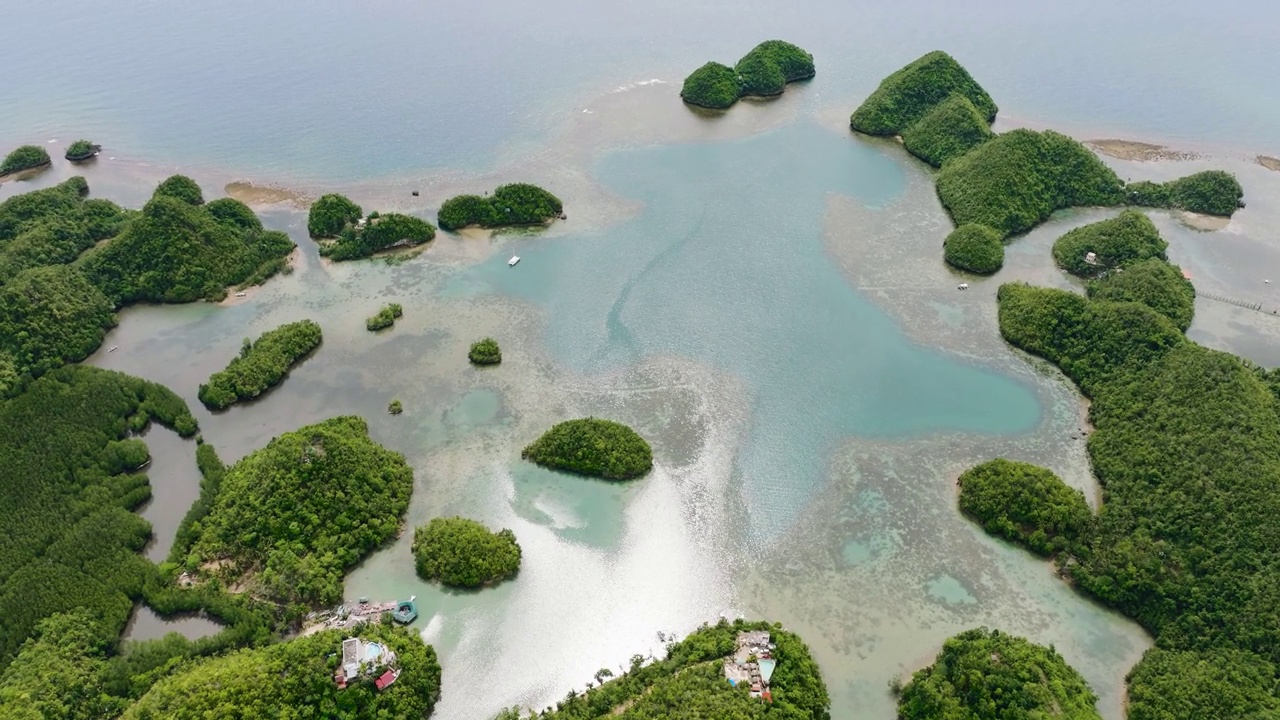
[0,145,51,176]
[65,139,102,162]
[507,618,828,718]
[522,418,652,480]
[183,416,413,610]
[308,193,436,260]
[367,302,403,331]
[896,628,1102,720]
[469,337,502,364]
[197,319,323,409]
[437,183,563,231]
[681,41,814,109]
[942,224,1003,274]
[850,51,1246,272]
[412,517,521,588]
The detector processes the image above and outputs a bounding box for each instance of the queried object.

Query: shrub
[366,303,403,331]
[0,145,51,175]
[1126,170,1244,217]
[943,223,1004,274]
[850,50,997,135]
[411,517,521,588]
[1052,210,1167,277]
[898,628,1101,720]
[153,175,204,205]
[197,320,322,409]
[187,416,413,607]
[522,418,653,480]
[64,140,100,161]
[307,193,362,238]
[468,337,501,365]
[83,181,293,303]
[318,213,435,261]
[680,62,741,110]
[739,40,815,82]
[957,459,1094,556]
[900,93,994,167]
[438,184,562,231]
[735,51,786,97]
[388,399,402,415]
[936,129,1126,238]
[1088,258,1195,331]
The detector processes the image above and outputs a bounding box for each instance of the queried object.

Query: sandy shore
[225,180,312,208]
[1086,139,1198,162]
[1259,155,1280,172]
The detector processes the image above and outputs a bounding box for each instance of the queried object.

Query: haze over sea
[4,1,1280,718]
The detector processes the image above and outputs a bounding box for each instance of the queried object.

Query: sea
[4,1,1280,718]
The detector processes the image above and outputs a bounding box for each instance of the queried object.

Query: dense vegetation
[122,624,440,719]
[437,183,563,231]
[942,223,1003,274]
[469,337,502,365]
[1051,210,1167,277]
[1126,170,1245,216]
[680,62,741,109]
[936,129,1126,238]
[522,418,652,480]
[388,399,403,415]
[996,275,1280,715]
[412,517,522,588]
[681,41,814,109]
[65,139,101,161]
[1088,258,1195,331]
[186,416,413,609]
[0,176,129,283]
[0,265,116,394]
[957,459,1093,556]
[849,51,997,136]
[0,609,121,718]
[366,302,403,331]
[308,193,363,237]
[900,93,994,167]
[0,145,51,175]
[82,177,294,303]
[0,366,196,666]
[1125,648,1280,720]
[319,212,436,261]
[197,319,323,409]
[534,618,829,719]
[897,628,1101,720]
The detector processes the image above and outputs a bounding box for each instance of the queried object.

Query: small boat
[107,345,119,352]
[235,291,247,298]
[508,255,521,267]
[957,283,969,290]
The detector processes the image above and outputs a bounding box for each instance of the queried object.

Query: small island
[437,183,563,231]
[197,320,323,410]
[308,193,436,260]
[411,517,521,588]
[1126,170,1245,216]
[897,628,1101,720]
[64,139,101,162]
[957,458,1093,556]
[943,224,1004,274]
[468,337,501,365]
[1051,210,1168,277]
[0,144,52,176]
[522,417,652,479]
[681,40,814,110]
[388,399,403,415]
[366,302,403,331]
[184,416,413,607]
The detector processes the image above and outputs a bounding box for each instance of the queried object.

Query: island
[850,50,997,137]
[896,628,1101,720]
[366,303,403,331]
[468,337,501,365]
[197,319,323,409]
[412,517,521,588]
[519,618,829,718]
[681,40,814,110]
[522,417,652,479]
[1126,169,1245,216]
[64,139,101,162]
[182,416,413,607]
[0,144,51,176]
[82,175,295,303]
[957,458,1092,556]
[942,223,1004,274]
[436,183,563,231]
[388,398,403,415]
[308,193,436,260]
[1051,210,1168,277]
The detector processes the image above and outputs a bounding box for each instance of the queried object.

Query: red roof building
[375,669,399,691]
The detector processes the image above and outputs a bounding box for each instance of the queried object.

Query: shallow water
[122,606,222,643]
[6,2,1280,718]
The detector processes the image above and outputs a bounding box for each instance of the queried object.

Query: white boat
[107,346,119,353]
[235,291,247,297]
[508,256,521,266]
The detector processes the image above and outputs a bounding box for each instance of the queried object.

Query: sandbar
[1258,155,1280,172]
[224,181,311,208]
[1086,139,1197,162]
